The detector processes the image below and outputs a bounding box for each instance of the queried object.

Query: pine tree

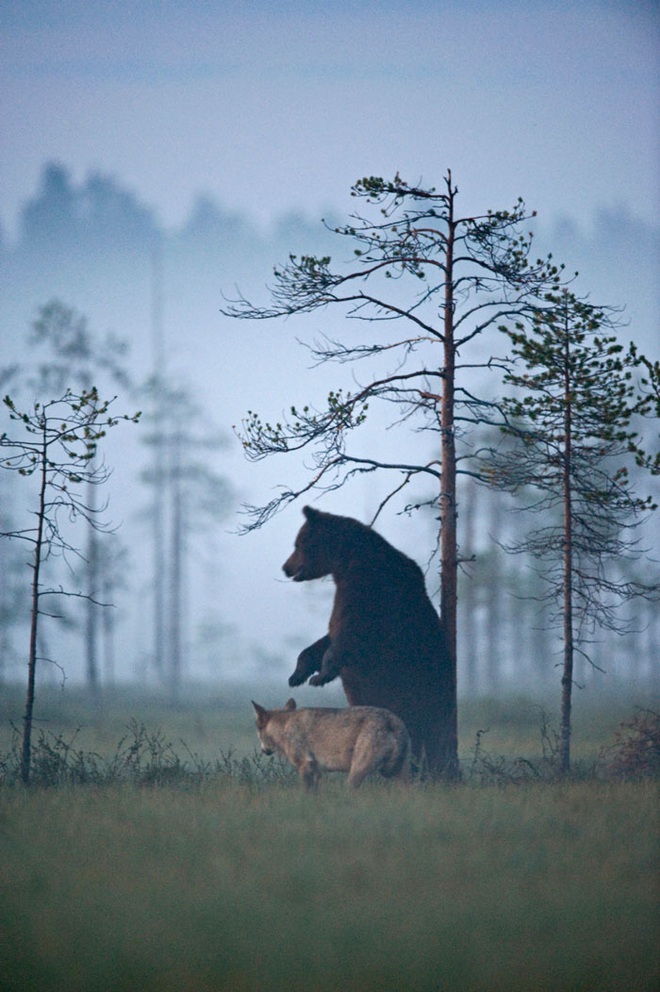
[490,289,658,771]
[224,171,566,776]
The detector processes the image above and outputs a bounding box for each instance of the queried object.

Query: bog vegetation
[0,688,658,992]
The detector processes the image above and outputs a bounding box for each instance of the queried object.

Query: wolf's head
[251,699,297,754]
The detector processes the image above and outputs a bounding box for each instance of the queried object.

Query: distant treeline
[0,161,339,264]
[2,162,658,298]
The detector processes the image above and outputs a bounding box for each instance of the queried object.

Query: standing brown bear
[283,505,454,776]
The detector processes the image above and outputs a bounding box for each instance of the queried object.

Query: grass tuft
[0,718,296,789]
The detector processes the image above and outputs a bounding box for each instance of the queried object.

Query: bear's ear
[284,698,297,710]
[303,505,321,521]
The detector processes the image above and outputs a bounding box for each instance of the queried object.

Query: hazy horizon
[2,1,658,240]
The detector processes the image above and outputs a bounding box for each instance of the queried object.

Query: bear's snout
[282,555,304,580]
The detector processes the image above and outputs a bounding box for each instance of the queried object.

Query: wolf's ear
[284,698,297,710]
[252,701,269,729]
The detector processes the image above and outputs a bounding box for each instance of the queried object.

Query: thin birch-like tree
[0,389,140,783]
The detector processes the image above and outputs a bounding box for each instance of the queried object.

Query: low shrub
[599,708,660,780]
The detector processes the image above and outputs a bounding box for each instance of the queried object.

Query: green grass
[0,780,657,992]
[2,681,654,773]
[0,686,658,991]
[0,683,260,766]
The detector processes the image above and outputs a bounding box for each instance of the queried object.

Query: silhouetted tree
[140,378,233,697]
[95,532,129,686]
[224,171,568,777]
[81,172,157,252]
[0,389,140,783]
[488,289,658,772]
[20,163,79,254]
[18,162,159,257]
[29,298,129,395]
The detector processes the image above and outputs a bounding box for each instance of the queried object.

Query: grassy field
[1,681,650,772]
[0,685,658,992]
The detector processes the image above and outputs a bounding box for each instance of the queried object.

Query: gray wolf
[251,698,411,790]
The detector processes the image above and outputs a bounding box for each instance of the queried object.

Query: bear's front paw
[288,671,307,687]
[309,671,331,687]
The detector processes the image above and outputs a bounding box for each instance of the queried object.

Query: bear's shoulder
[304,507,424,584]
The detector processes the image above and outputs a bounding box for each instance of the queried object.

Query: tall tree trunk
[152,432,167,682]
[101,559,116,685]
[151,242,167,684]
[439,176,459,778]
[484,500,504,694]
[560,328,574,774]
[102,595,115,685]
[168,431,183,701]
[85,477,99,697]
[460,477,477,695]
[22,435,47,784]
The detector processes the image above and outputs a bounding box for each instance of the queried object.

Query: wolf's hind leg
[346,735,376,788]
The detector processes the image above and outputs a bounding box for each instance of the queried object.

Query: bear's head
[282,505,338,581]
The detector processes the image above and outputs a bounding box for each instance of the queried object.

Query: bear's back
[329,518,444,664]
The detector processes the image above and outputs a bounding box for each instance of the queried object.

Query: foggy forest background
[1,162,658,699]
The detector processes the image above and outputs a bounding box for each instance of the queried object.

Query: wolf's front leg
[299,754,321,791]
[288,635,331,687]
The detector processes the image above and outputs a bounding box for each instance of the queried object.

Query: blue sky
[1,0,658,682]
[1,0,658,238]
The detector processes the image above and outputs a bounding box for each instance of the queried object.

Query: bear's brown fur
[283,505,454,775]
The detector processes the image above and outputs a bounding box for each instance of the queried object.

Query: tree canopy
[488,289,658,770]
[224,171,573,777]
